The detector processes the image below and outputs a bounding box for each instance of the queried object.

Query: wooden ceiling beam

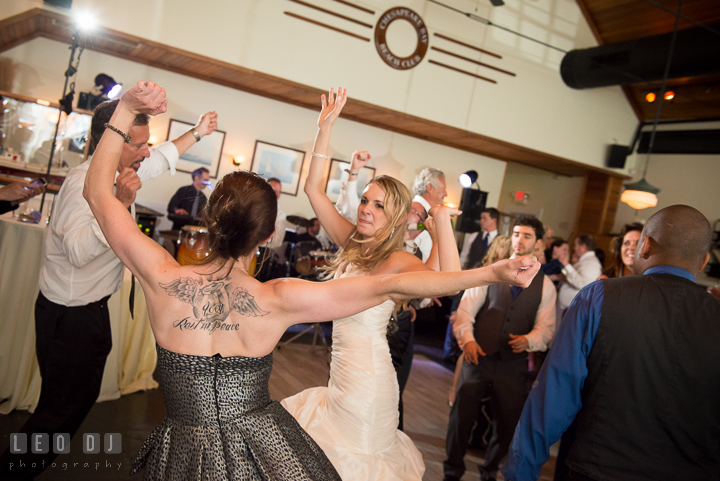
[0,7,628,179]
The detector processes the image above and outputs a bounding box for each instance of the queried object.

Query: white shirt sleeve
[414,230,433,263]
[136,141,179,181]
[524,276,558,352]
[453,286,489,349]
[459,232,480,268]
[335,178,358,223]
[53,165,111,268]
[562,255,602,290]
[268,207,286,250]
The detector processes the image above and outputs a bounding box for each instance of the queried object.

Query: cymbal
[286,215,313,227]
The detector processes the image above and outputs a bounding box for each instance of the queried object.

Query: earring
[391,226,396,237]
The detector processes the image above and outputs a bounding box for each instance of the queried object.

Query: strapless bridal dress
[281,266,425,480]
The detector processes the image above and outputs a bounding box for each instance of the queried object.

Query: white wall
[497,161,584,239]
[0,0,638,173]
[0,37,508,231]
[613,151,720,232]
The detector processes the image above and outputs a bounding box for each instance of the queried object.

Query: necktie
[128,205,135,319]
[190,190,200,218]
[482,233,489,251]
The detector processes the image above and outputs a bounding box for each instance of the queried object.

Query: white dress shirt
[39,142,179,306]
[459,229,498,268]
[557,251,603,310]
[453,275,557,352]
[267,203,286,250]
[335,178,359,223]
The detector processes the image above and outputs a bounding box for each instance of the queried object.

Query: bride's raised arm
[303,87,355,246]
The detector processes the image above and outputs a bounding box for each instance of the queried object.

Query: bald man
[502,205,720,481]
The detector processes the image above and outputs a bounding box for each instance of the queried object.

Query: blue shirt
[500,266,695,481]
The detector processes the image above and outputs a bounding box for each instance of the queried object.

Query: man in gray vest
[501,205,720,481]
[444,215,557,481]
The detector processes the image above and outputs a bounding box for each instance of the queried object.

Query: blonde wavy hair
[325,175,412,277]
[481,235,511,267]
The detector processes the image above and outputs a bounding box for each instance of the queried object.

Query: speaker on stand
[456,188,488,233]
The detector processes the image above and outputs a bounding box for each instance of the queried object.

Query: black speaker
[607,144,628,169]
[44,0,72,8]
[456,188,488,233]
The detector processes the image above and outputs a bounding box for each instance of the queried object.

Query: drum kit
[161,215,333,281]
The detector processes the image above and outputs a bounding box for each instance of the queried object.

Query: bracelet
[104,123,131,144]
[190,127,201,142]
[311,152,330,160]
[344,169,358,177]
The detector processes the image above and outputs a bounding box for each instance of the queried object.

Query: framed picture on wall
[249,141,306,196]
[324,159,376,203]
[166,119,226,178]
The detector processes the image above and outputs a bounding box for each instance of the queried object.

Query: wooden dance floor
[0,343,556,480]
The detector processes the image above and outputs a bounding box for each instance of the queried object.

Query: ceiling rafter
[0,7,629,178]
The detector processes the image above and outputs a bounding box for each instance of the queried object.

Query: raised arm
[171,111,218,157]
[303,88,354,246]
[83,80,176,284]
[334,150,371,223]
[268,255,540,329]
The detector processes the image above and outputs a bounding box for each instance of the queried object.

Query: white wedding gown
[281,266,425,480]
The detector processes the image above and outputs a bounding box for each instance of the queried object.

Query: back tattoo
[159,275,269,334]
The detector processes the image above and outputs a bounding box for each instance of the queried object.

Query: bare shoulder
[373,250,427,275]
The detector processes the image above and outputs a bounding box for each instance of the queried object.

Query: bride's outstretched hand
[490,256,540,288]
[119,80,168,116]
[317,87,347,129]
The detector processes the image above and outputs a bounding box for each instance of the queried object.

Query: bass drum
[176,225,210,266]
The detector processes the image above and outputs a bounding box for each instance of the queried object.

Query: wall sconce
[232,155,245,166]
[148,134,159,147]
[663,90,675,101]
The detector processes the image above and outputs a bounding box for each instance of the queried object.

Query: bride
[281,88,463,480]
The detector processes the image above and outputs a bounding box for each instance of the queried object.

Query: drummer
[167,167,210,229]
[294,217,324,250]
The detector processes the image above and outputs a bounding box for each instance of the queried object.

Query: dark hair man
[0,98,217,480]
[444,215,557,481]
[167,167,210,229]
[502,205,720,481]
[459,207,500,270]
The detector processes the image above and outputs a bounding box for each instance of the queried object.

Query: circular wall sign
[375,7,429,70]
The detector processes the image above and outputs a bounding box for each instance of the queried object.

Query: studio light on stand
[459,170,479,188]
[456,170,488,233]
[78,73,122,111]
[38,12,94,213]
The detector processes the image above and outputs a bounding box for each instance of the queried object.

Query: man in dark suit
[459,207,500,270]
[502,205,720,481]
[444,215,557,481]
[167,167,209,229]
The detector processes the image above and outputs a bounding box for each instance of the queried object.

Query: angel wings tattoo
[159,276,269,323]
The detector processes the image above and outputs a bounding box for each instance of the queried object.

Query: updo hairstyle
[202,171,278,265]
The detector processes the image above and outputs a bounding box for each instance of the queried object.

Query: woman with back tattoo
[83,80,540,480]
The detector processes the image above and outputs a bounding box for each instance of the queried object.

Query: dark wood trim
[287,0,373,28]
[0,8,631,179]
[430,46,516,77]
[433,33,502,59]
[283,11,371,41]
[428,60,497,84]
[329,0,375,15]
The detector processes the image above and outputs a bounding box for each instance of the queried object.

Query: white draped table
[0,213,158,414]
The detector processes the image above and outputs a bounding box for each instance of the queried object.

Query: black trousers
[387,309,414,431]
[0,292,112,481]
[444,354,528,480]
